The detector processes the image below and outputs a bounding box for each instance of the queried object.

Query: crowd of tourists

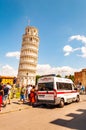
[0,82,37,112]
[19,84,37,105]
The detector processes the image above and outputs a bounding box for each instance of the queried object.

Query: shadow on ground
[50,109,86,130]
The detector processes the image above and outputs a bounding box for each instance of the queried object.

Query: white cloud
[0,65,18,76]
[63,45,73,52]
[63,45,73,56]
[77,46,86,58]
[0,64,81,77]
[69,35,86,45]
[36,64,81,77]
[63,45,80,56]
[81,47,86,57]
[6,51,20,59]
[63,35,86,57]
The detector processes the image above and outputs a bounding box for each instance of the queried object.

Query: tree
[56,74,61,77]
[65,75,74,82]
[65,75,68,78]
[35,75,40,85]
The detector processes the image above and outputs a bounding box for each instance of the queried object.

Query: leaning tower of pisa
[17,26,39,86]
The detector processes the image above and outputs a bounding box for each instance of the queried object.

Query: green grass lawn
[11,87,20,99]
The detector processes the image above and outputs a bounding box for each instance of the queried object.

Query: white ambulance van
[37,74,80,107]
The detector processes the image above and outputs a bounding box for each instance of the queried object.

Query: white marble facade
[17,26,39,86]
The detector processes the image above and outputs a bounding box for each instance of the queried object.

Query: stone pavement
[0,94,86,114]
[0,98,32,114]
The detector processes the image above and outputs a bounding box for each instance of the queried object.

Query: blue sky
[0,0,86,76]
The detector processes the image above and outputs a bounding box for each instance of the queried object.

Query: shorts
[20,94,25,100]
[3,95,8,101]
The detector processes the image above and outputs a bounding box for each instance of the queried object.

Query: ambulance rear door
[37,77,55,104]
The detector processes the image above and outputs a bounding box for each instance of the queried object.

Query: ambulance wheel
[59,99,64,108]
[76,95,80,102]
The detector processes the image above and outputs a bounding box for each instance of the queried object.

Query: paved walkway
[0,98,32,114]
[0,94,86,114]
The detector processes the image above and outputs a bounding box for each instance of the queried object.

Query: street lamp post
[26,73,28,85]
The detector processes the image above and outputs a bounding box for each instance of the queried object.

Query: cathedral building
[17,26,39,86]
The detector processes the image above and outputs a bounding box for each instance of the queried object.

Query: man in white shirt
[27,85,32,102]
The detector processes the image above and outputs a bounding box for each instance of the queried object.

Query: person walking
[20,85,26,103]
[30,85,36,105]
[6,83,12,104]
[3,84,9,106]
[11,84,16,99]
[0,84,4,111]
[26,85,32,102]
